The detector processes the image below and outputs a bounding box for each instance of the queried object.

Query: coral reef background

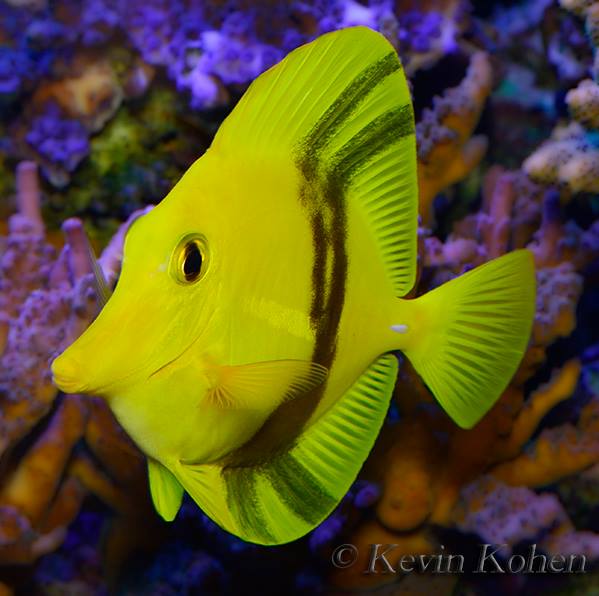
[0,0,598,594]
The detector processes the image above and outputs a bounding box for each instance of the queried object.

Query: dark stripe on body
[223,50,414,531]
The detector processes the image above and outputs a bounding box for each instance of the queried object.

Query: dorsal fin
[212,27,418,297]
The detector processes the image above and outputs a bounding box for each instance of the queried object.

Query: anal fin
[175,354,398,544]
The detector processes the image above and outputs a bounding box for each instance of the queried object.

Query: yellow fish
[52,27,535,545]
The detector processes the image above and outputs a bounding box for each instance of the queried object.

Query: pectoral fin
[148,459,184,522]
[205,359,328,410]
[175,354,397,544]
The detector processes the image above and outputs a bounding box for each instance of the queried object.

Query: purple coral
[353,480,381,508]
[0,47,32,95]
[26,104,90,175]
[125,2,288,108]
[79,0,121,46]
[124,1,188,67]
[309,512,345,552]
[399,10,444,54]
[192,31,282,86]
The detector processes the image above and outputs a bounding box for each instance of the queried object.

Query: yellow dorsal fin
[204,359,328,410]
[212,27,418,297]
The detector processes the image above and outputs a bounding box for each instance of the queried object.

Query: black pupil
[183,242,202,281]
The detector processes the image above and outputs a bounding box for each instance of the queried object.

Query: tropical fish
[51,27,535,545]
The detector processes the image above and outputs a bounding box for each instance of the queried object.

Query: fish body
[85,143,400,465]
[52,27,536,544]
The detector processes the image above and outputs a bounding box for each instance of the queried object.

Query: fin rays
[400,250,536,428]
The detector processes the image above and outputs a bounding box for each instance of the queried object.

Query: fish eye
[171,235,208,284]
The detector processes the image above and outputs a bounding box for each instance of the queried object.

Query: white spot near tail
[391,324,409,334]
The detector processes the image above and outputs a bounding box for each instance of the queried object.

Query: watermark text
[330,543,587,575]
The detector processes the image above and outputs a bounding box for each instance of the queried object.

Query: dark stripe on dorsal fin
[329,104,414,188]
[297,51,400,180]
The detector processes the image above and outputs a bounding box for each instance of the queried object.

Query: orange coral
[331,356,594,590]
[0,163,157,574]
[31,55,123,132]
[331,138,598,589]
[523,122,599,194]
[417,51,493,225]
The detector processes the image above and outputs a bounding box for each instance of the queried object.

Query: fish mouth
[51,339,195,396]
[51,352,154,396]
[52,360,89,395]
[52,308,214,395]
[51,352,86,394]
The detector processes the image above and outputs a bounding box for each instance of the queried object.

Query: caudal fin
[400,250,535,428]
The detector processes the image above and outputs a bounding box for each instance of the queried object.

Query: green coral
[0,153,15,219]
[42,86,214,243]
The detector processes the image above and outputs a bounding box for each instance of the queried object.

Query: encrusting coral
[0,162,158,574]
[524,0,599,193]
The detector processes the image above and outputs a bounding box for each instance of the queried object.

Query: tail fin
[400,250,535,428]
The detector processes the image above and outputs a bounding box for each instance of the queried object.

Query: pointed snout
[50,290,171,397]
[51,350,89,394]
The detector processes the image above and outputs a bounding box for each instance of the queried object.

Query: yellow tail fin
[399,250,536,428]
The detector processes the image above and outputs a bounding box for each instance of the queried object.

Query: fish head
[52,170,224,398]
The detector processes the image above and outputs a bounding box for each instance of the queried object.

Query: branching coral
[456,387,599,563]
[329,146,599,591]
[0,2,597,594]
[523,122,599,193]
[524,1,599,193]
[331,343,595,590]
[0,163,157,574]
[416,51,493,225]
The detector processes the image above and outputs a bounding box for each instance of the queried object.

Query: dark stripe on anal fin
[268,453,337,525]
[223,466,276,544]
